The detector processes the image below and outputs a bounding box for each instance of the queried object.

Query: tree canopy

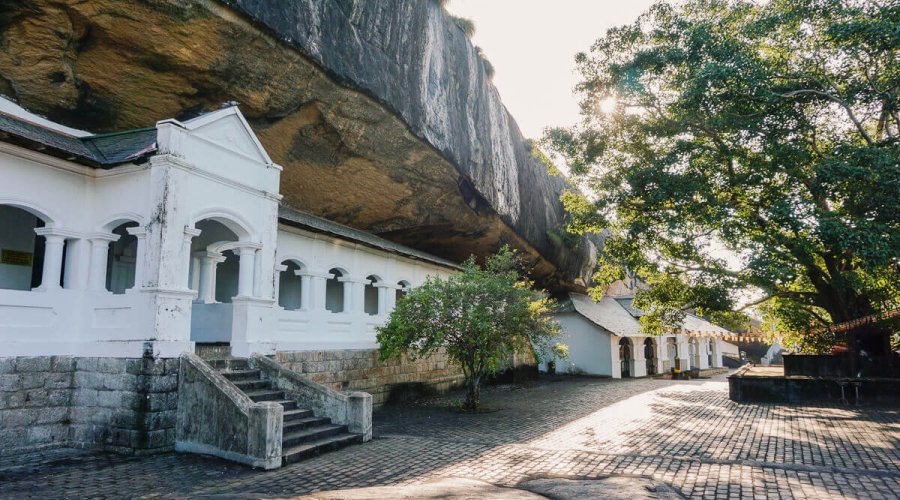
[545,0,899,350]
[376,247,563,410]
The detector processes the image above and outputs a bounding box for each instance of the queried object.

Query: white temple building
[0,100,456,360]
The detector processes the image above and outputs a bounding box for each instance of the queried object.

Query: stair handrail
[251,354,372,441]
[176,352,283,469]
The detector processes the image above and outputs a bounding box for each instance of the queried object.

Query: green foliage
[546,0,900,346]
[377,246,563,410]
[476,46,495,80]
[526,139,563,177]
[449,15,476,38]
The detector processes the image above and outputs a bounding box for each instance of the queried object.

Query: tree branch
[770,89,875,145]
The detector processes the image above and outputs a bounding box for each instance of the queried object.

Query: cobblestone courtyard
[1,375,898,499]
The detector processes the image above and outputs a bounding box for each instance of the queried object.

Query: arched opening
[0,204,51,290]
[619,338,632,378]
[395,280,410,304]
[278,260,304,310]
[707,339,714,367]
[189,219,240,303]
[105,222,138,294]
[326,268,345,313]
[364,275,380,315]
[644,338,657,376]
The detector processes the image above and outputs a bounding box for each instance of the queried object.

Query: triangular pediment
[182,107,272,165]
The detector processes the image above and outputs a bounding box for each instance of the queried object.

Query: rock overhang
[0,0,597,292]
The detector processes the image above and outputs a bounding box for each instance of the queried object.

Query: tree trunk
[464,374,481,411]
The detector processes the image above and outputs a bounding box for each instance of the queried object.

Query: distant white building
[543,293,737,378]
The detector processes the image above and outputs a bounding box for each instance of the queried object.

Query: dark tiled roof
[278,206,461,271]
[0,111,156,167]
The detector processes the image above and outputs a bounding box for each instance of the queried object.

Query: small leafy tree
[377,247,563,410]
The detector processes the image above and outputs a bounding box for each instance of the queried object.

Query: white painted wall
[539,313,613,376]
[264,223,456,353]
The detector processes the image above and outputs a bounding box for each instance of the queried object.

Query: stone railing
[175,353,282,469]
[251,354,372,441]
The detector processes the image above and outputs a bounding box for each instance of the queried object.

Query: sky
[446,0,658,140]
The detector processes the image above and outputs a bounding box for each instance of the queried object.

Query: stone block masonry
[275,350,465,406]
[0,356,179,456]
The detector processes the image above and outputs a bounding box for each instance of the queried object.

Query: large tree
[546,0,899,352]
[377,247,563,410]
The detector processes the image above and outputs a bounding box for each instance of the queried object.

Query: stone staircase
[196,345,363,465]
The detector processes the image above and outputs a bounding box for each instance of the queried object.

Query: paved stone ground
[1,375,898,499]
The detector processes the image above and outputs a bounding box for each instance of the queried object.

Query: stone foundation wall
[275,350,465,406]
[0,356,178,456]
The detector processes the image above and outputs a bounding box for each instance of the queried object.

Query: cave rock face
[0,0,596,290]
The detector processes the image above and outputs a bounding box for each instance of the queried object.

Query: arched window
[364,275,380,315]
[644,338,656,376]
[619,338,633,378]
[396,280,410,304]
[106,222,138,294]
[325,268,345,313]
[0,204,51,290]
[189,219,240,303]
[278,260,304,310]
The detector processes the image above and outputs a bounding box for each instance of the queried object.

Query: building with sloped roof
[543,293,737,378]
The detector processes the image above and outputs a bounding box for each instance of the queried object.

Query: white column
[711,339,723,368]
[375,283,397,315]
[307,271,329,311]
[610,335,622,379]
[676,332,691,370]
[273,264,287,307]
[633,338,648,377]
[86,232,119,292]
[299,274,312,311]
[195,251,224,304]
[376,286,388,315]
[34,229,66,291]
[183,227,201,290]
[385,284,399,312]
[656,337,668,374]
[338,276,367,313]
[63,238,89,290]
[236,246,257,298]
[126,226,147,290]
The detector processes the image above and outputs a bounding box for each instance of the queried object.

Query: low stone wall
[274,350,465,406]
[0,355,178,456]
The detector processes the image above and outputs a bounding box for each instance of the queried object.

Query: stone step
[282,433,363,465]
[195,342,232,360]
[282,424,347,448]
[232,379,271,391]
[283,416,331,433]
[283,407,313,420]
[245,389,286,402]
[206,358,249,371]
[220,369,262,382]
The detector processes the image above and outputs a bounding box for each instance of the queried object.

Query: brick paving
[1,375,898,499]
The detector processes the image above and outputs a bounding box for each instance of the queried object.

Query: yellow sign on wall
[1,249,33,266]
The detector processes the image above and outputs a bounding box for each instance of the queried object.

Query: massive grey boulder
[0,0,596,290]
